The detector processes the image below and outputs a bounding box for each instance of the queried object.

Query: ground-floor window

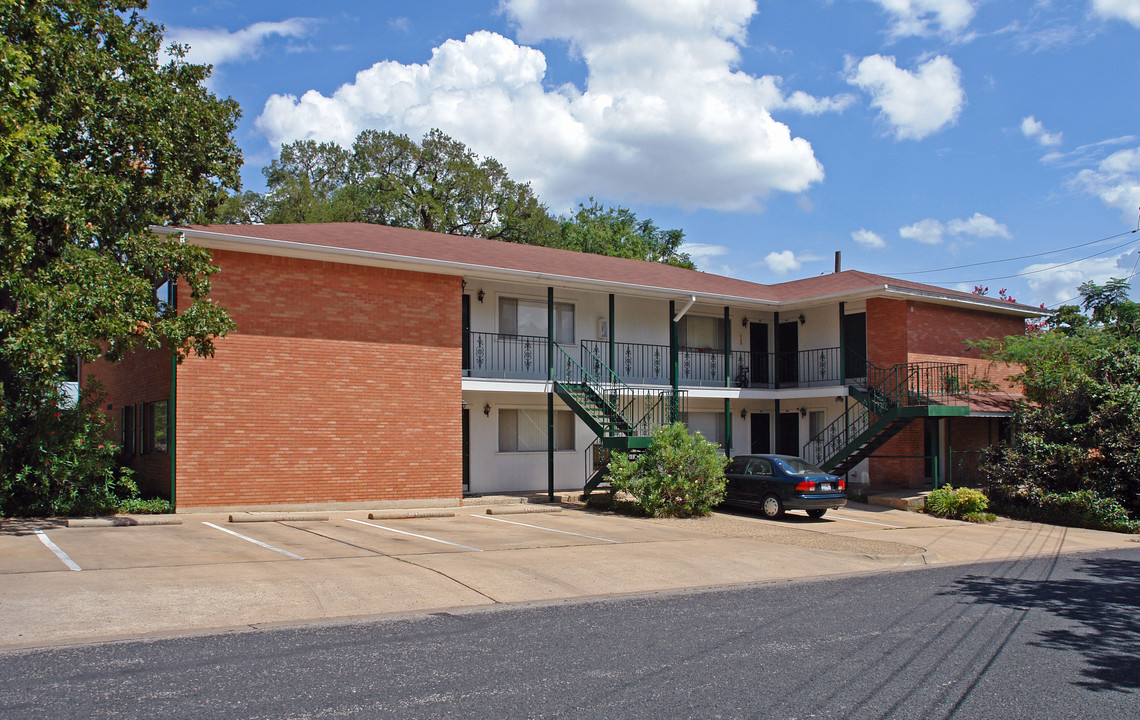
[143,400,169,455]
[498,408,575,452]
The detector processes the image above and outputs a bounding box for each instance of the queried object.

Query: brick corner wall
[173,249,463,509]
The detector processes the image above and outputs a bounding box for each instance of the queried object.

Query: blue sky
[146,0,1140,307]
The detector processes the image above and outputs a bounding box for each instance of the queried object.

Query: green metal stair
[553,344,684,494]
[806,359,969,475]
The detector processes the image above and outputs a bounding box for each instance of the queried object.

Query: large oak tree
[1,0,242,513]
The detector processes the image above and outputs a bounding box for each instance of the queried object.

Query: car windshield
[774,457,827,475]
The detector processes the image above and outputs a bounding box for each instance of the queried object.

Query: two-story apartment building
[81,223,1040,511]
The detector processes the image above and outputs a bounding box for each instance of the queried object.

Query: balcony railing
[465,333,844,388]
[464,331,549,380]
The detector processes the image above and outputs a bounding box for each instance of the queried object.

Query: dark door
[462,407,470,492]
[843,311,867,379]
[776,412,799,457]
[462,294,471,375]
[749,322,769,386]
[750,413,771,454]
[777,321,799,385]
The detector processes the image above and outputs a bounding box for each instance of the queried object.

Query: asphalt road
[2,547,1137,720]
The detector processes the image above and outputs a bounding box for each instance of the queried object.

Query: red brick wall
[865,299,1026,488]
[865,298,908,368]
[81,348,172,497]
[173,249,462,509]
[907,302,1026,357]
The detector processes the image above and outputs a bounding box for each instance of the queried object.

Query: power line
[927,236,1139,286]
[1042,255,1140,310]
[892,229,1137,276]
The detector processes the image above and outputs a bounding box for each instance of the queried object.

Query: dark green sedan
[723,454,847,519]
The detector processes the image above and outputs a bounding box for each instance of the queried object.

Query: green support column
[168,279,177,509]
[669,300,679,423]
[547,286,555,502]
[723,306,731,453]
[773,311,781,390]
[723,306,731,388]
[773,398,781,454]
[608,293,616,382]
[724,398,732,456]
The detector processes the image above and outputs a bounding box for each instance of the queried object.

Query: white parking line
[829,513,907,529]
[346,518,483,552]
[476,514,621,543]
[202,522,304,560]
[35,530,81,571]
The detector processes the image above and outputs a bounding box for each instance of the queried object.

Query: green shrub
[606,422,727,518]
[924,485,991,521]
[117,497,172,515]
[0,385,137,517]
[988,486,1139,533]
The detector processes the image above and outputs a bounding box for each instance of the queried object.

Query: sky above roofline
[147,0,1140,309]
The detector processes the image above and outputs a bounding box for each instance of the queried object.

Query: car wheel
[806,508,827,519]
[760,494,784,519]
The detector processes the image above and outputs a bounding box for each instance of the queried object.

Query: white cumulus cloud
[764,250,803,275]
[866,0,977,38]
[900,213,1010,244]
[851,228,887,248]
[1070,146,1140,222]
[846,54,965,140]
[1024,252,1137,306]
[1020,115,1063,148]
[899,218,948,244]
[1092,0,1140,27]
[946,213,1012,238]
[165,19,315,66]
[255,0,852,211]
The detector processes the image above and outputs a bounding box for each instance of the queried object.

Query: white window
[498,409,576,452]
[679,315,725,351]
[499,297,574,344]
[684,411,726,448]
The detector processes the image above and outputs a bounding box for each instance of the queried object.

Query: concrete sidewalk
[1,502,1136,651]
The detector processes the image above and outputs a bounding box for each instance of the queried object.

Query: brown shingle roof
[169,223,1044,315]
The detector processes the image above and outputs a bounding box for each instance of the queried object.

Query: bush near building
[606,423,727,518]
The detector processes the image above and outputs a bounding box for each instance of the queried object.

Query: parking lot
[2,503,1136,650]
[2,508,722,575]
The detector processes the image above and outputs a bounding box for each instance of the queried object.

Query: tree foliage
[1,1,243,514]
[975,279,1140,516]
[222,129,694,268]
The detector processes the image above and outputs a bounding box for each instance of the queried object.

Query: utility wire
[927,236,1139,286]
[892,229,1137,276]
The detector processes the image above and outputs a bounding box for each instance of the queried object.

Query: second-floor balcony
[463,332,845,388]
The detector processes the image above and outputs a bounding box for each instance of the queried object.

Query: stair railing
[803,355,968,469]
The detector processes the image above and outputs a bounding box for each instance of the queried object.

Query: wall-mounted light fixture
[798,314,806,325]
[462,279,467,291]
[740,408,747,419]
[477,289,485,303]
[799,407,807,418]
[741,316,748,328]
[483,403,491,417]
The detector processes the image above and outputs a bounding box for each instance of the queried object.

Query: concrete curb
[67,516,183,528]
[368,509,455,520]
[485,505,562,515]
[228,513,329,523]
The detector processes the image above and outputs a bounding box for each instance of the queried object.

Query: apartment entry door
[750,413,771,454]
[776,412,800,457]
[777,321,799,385]
[749,322,769,386]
